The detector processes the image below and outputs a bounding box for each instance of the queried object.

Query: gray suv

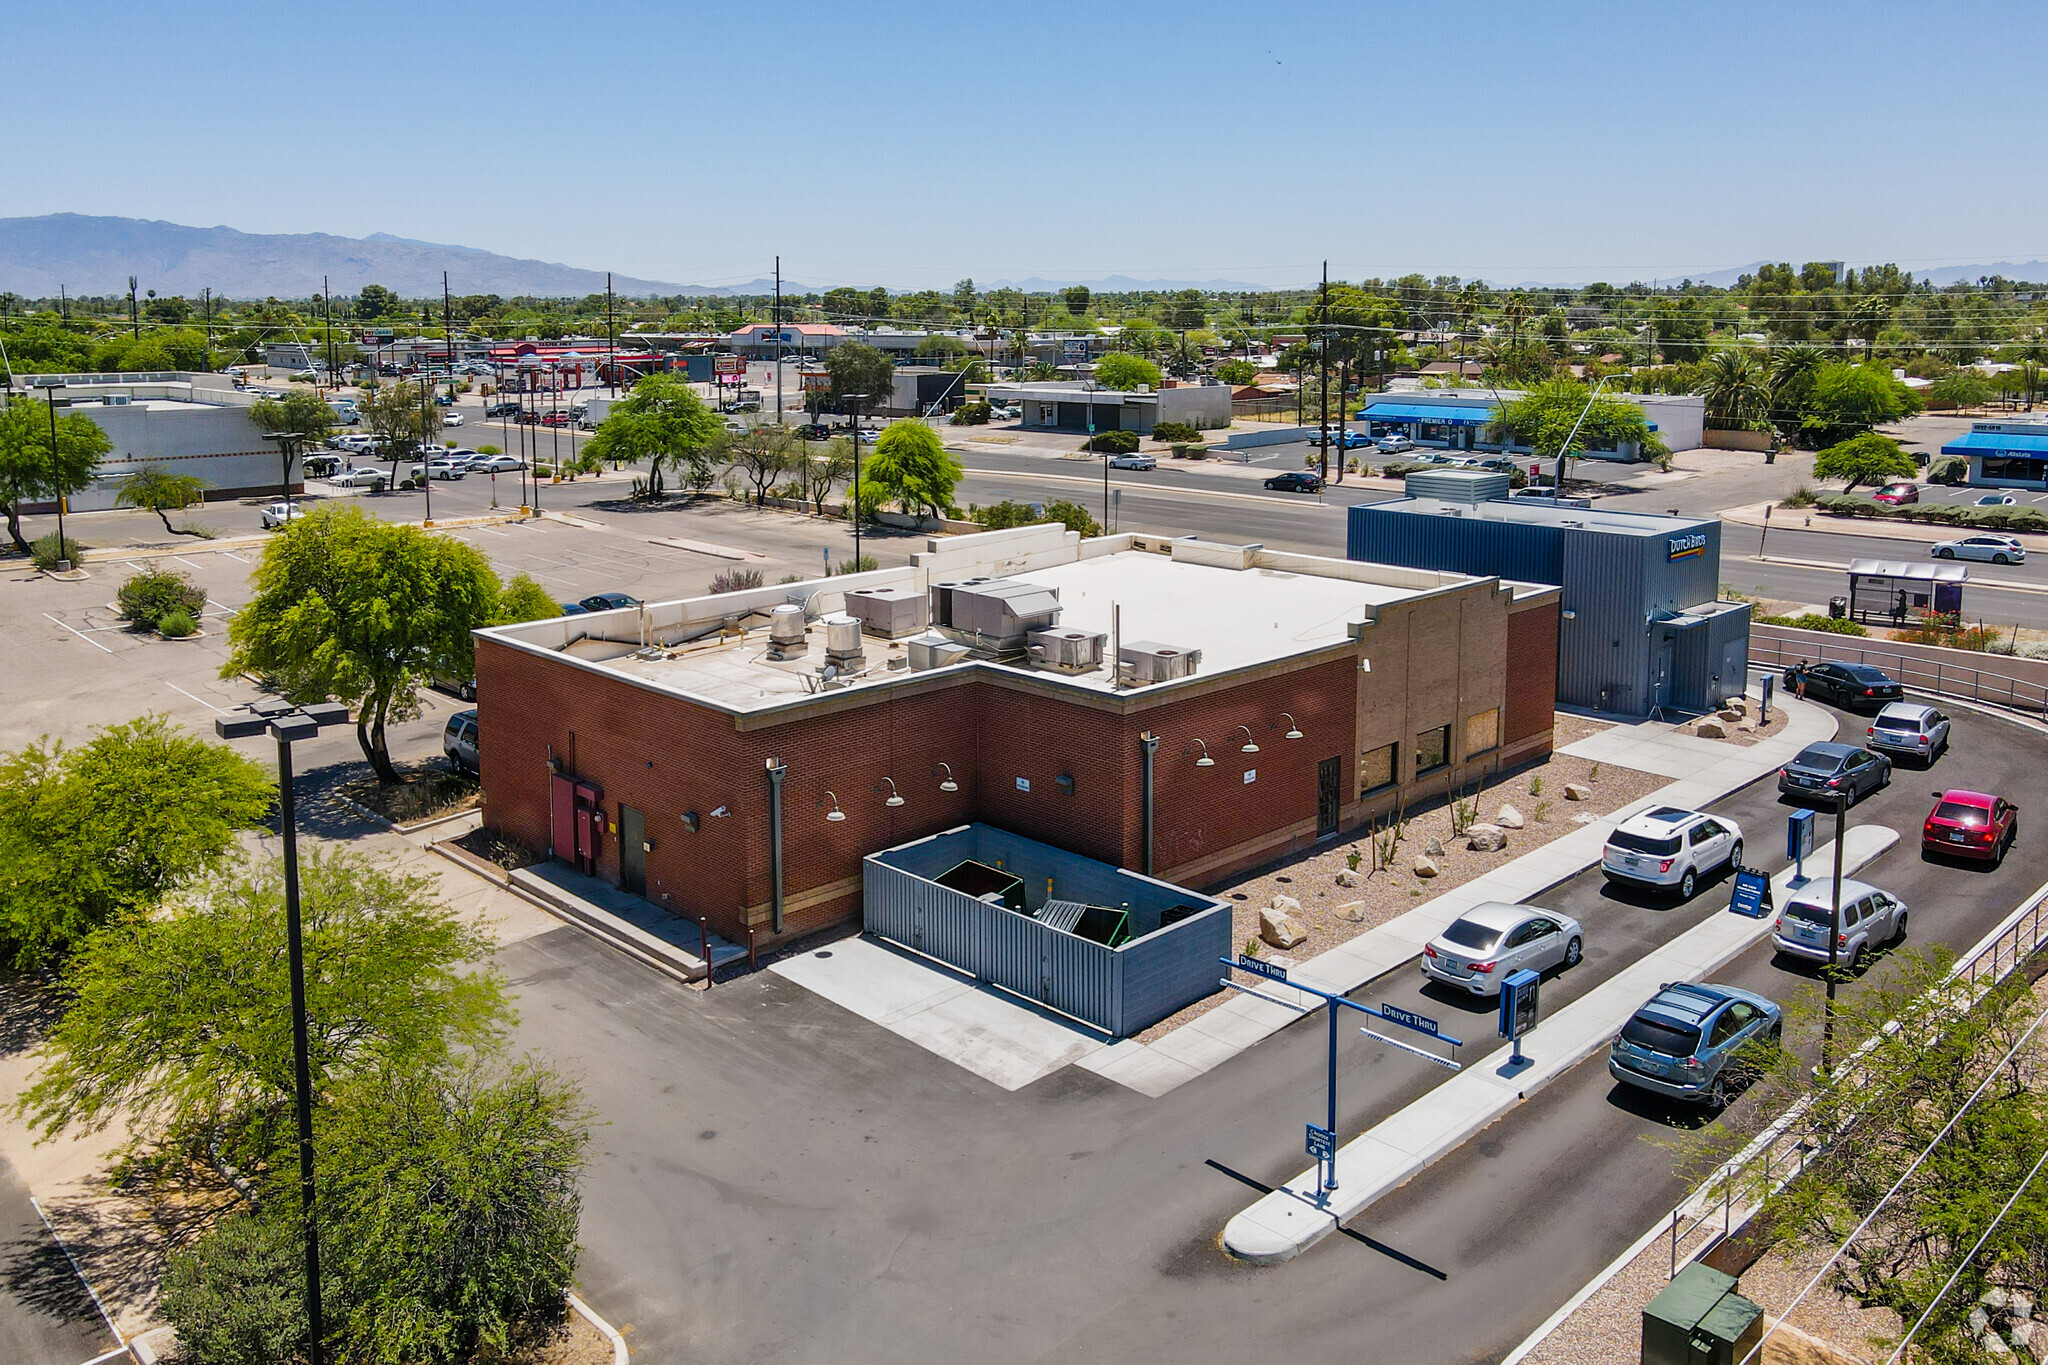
[1608,982,1782,1108]
[443,708,479,775]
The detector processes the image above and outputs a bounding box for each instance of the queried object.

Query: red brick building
[474,526,1558,951]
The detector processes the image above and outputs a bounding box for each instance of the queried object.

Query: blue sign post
[1787,809,1816,885]
[1498,968,1540,1068]
[1219,956,1463,1204]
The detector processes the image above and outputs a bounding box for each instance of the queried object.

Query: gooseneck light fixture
[1280,713,1304,740]
[935,762,959,793]
[1235,725,1260,754]
[822,791,846,822]
[1192,739,1215,767]
[878,777,905,808]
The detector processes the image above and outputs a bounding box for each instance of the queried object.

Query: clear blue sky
[7,0,2045,290]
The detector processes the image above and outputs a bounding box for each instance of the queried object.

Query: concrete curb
[1220,824,1901,1263]
[72,509,537,564]
[569,1293,629,1364]
[1724,499,2048,546]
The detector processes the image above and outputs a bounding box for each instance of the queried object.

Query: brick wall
[1505,602,1561,747]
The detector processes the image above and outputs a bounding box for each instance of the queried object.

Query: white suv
[1770,877,1906,972]
[1601,806,1744,900]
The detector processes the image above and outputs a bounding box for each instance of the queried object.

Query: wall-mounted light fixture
[1560,608,1578,621]
[1055,773,1075,795]
[935,762,958,793]
[1279,712,1303,740]
[1235,725,1260,754]
[821,791,846,822]
[680,811,700,833]
[878,777,905,807]
[1192,739,1215,767]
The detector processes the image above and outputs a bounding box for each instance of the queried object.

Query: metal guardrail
[1661,883,2048,1277]
[1749,634,2048,717]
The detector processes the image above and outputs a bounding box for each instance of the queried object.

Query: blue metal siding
[1558,527,1651,712]
[1347,504,1564,584]
[862,825,1229,1036]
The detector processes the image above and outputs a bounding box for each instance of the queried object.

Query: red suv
[1873,482,1920,506]
[1922,789,2017,864]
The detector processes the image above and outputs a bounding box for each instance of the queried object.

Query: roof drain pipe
[1140,731,1158,877]
[766,758,786,935]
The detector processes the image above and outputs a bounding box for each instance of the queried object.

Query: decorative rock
[1724,695,1749,714]
[1269,893,1302,914]
[1259,905,1307,950]
[1411,855,1440,879]
[1466,824,1507,852]
[1424,837,1447,857]
[1717,709,1743,723]
[1573,813,1596,824]
[1564,783,1593,801]
[1335,868,1361,887]
[1989,1289,2014,1314]
[1335,901,1367,922]
[1496,803,1525,830]
[1696,720,1728,739]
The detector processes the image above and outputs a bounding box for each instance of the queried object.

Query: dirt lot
[1137,714,1667,1043]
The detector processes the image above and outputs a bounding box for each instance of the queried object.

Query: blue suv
[1608,982,1781,1108]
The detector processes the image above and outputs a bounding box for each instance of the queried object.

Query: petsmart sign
[1667,532,1708,562]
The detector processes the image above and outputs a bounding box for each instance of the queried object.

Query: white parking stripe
[43,612,112,653]
[172,555,209,572]
[217,550,249,562]
[163,681,228,713]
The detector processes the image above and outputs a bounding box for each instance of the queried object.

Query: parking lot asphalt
[500,698,2048,1365]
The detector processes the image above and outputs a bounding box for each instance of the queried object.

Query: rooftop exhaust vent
[1119,640,1202,684]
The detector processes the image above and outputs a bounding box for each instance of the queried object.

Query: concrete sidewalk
[1076,685,1836,1098]
[509,862,748,981]
[1221,823,1899,1263]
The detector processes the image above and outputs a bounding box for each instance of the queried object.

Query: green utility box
[1641,1264,1766,1365]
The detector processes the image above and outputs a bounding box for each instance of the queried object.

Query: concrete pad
[1222,823,1897,1262]
[770,936,1107,1091]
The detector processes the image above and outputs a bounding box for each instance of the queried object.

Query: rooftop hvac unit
[822,613,865,665]
[906,633,974,672]
[842,584,930,638]
[766,603,807,659]
[929,577,997,630]
[102,393,133,406]
[1027,628,1107,675]
[1119,640,1202,684]
[943,580,1062,648]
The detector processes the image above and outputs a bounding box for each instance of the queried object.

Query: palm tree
[1695,349,1770,429]
[115,469,211,537]
[1768,343,1827,434]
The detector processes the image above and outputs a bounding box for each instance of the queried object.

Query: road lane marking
[43,612,112,652]
[957,464,1362,509]
[217,550,249,562]
[163,681,228,713]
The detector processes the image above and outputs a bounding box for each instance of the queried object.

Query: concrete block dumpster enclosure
[863,824,1230,1037]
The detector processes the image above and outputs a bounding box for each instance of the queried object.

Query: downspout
[1140,732,1158,877]
[765,759,786,934]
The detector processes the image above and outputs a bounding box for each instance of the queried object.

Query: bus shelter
[1846,558,1967,626]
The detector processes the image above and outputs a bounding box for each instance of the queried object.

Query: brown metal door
[619,805,646,897]
[1317,756,1341,837]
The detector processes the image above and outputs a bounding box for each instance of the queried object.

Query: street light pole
[417,376,434,526]
[1821,789,1848,1076]
[214,698,349,1365]
[847,394,867,569]
[31,379,70,569]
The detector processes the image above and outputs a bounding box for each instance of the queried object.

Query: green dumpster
[1641,1263,1765,1365]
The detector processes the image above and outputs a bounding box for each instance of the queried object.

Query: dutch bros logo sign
[1667,533,1707,561]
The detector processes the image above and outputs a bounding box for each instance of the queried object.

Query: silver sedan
[1421,901,1585,997]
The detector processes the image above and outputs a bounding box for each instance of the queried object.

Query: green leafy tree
[0,396,111,552]
[353,284,402,320]
[492,572,562,626]
[1695,348,1772,429]
[915,334,968,363]
[1495,377,1655,484]
[1799,362,1923,448]
[20,848,508,1158]
[866,421,963,520]
[822,341,895,414]
[584,372,723,499]
[0,715,273,968]
[357,379,440,485]
[1813,432,1917,492]
[726,424,798,504]
[250,389,335,496]
[1927,369,1993,409]
[800,437,856,513]
[1215,359,1259,385]
[114,468,210,537]
[223,504,501,783]
[1062,285,1092,316]
[1093,352,1162,391]
[160,1211,310,1365]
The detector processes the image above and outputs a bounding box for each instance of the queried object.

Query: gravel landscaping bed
[1136,720,1664,1044]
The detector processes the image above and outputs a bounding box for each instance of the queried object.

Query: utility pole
[442,272,453,391]
[202,287,213,373]
[1317,261,1330,482]
[128,276,139,339]
[774,257,784,425]
[1821,790,1848,1076]
[606,272,617,397]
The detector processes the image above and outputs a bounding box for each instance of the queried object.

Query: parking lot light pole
[30,378,71,568]
[845,394,869,568]
[1821,789,1849,1076]
[416,378,434,526]
[214,698,350,1365]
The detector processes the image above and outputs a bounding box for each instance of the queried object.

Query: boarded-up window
[1466,708,1500,757]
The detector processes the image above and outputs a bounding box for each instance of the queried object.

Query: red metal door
[549,774,576,862]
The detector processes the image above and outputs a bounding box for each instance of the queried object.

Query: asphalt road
[507,699,2048,1365]
[0,1157,116,1365]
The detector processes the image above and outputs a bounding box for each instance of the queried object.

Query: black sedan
[1783,661,1903,710]
[1265,471,1324,493]
[579,592,643,613]
[1777,741,1893,805]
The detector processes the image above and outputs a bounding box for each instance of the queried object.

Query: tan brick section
[474,600,1557,951]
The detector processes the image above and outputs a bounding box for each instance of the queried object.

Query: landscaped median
[1219,824,1899,1264]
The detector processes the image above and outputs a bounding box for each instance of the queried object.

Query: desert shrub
[533,465,554,479]
[157,608,199,638]
[1151,421,1200,444]
[1780,484,1818,507]
[968,499,1101,536]
[30,533,81,571]
[1925,456,1967,485]
[117,568,208,628]
[949,401,991,426]
[709,568,765,595]
[1081,429,1140,454]
[830,554,879,575]
[1756,612,1870,635]
[1037,500,1102,536]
